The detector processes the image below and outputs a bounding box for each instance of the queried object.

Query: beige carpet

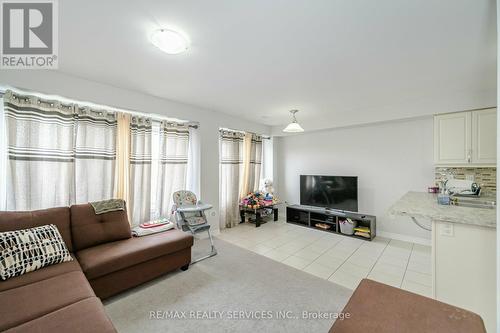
[104,237,353,333]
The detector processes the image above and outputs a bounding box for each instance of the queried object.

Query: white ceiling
[58,0,496,132]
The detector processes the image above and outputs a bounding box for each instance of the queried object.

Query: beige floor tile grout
[220,219,431,292]
[362,240,391,279]
[300,237,340,258]
[325,239,366,280]
[400,242,415,288]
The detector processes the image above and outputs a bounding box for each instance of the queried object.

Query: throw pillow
[0,224,72,280]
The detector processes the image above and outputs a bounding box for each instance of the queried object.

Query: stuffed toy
[263,179,274,195]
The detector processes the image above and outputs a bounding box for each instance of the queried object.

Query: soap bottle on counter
[437,189,450,205]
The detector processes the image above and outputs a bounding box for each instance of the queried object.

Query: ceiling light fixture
[283,109,304,133]
[151,29,189,55]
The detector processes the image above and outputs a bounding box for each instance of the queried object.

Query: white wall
[0,71,271,233]
[275,117,434,243]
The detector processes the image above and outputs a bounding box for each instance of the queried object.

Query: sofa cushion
[0,207,73,252]
[4,297,116,333]
[77,230,193,279]
[70,203,131,251]
[89,247,191,299]
[0,254,81,292]
[0,224,73,280]
[0,271,95,331]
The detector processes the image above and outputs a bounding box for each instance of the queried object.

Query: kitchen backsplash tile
[435,167,496,194]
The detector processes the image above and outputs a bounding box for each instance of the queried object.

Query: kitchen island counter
[388,191,496,228]
[388,191,496,332]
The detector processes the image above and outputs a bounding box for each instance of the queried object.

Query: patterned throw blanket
[90,199,125,215]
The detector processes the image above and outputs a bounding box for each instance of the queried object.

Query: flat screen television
[300,175,358,212]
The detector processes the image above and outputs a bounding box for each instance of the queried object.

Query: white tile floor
[217,220,433,297]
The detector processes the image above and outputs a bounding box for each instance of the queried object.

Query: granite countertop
[388,191,496,229]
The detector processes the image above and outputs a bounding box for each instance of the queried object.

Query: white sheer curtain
[261,137,273,187]
[0,97,6,210]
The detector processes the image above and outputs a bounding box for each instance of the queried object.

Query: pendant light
[283,109,304,133]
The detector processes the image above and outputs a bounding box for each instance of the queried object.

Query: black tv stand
[286,205,376,241]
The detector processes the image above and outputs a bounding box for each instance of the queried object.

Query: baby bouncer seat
[172,190,217,263]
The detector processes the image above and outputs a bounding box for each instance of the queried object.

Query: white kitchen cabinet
[434,112,471,164]
[434,108,496,166]
[472,109,497,164]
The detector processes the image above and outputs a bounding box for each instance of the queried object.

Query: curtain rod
[0,90,272,135]
[220,127,271,139]
[0,89,199,129]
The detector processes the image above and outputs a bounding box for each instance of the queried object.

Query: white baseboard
[377,231,431,246]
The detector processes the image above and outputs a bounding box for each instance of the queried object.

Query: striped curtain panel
[240,133,263,197]
[74,106,117,203]
[0,96,6,210]
[154,121,190,218]
[3,90,117,210]
[129,116,152,225]
[4,91,76,210]
[219,130,244,229]
[250,134,263,191]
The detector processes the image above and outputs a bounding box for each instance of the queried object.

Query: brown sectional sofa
[0,204,193,332]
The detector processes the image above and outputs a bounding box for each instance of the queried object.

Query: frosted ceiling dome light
[283,109,304,133]
[151,29,189,54]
